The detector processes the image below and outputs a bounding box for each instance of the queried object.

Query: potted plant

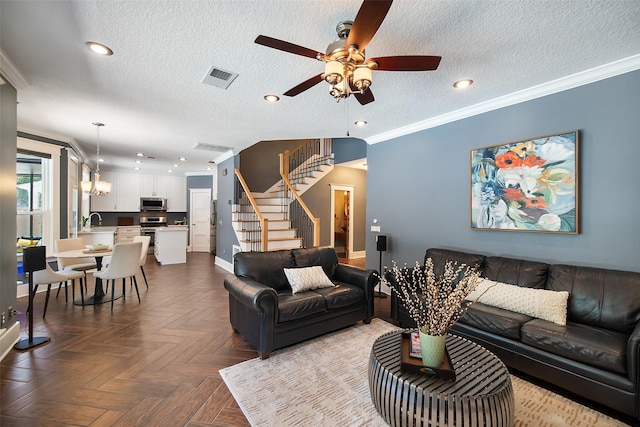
[384,258,481,367]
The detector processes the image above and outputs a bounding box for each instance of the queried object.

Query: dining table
[52,248,121,305]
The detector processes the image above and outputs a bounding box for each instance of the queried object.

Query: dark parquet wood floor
[1,253,392,426]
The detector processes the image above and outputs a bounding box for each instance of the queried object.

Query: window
[17,153,51,243]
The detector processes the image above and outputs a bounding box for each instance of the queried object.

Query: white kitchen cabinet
[78,229,116,246]
[91,172,140,212]
[116,173,141,211]
[167,176,187,212]
[154,228,187,265]
[91,172,185,212]
[140,175,168,198]
[116,226,141,243]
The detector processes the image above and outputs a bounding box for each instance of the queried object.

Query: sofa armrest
[628,321,640,385]
[224,274,278,318]
[334,264,376,319]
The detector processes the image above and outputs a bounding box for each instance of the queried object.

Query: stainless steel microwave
[140,197,166,211]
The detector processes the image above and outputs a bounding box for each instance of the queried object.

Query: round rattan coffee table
[369,331,514,427]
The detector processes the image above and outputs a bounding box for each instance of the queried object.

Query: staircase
[232,192,301,251]
[232,139,333,252]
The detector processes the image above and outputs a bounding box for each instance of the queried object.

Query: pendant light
[81,122,112,196]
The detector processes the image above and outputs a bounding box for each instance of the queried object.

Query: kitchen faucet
[88,212,102,227]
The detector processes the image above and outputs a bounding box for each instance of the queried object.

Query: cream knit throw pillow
[466,279,569,325]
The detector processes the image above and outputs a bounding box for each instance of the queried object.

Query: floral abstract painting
[471,131,578,233]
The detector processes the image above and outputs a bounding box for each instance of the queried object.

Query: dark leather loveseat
[224,247,376,359]
[391,248,640,421]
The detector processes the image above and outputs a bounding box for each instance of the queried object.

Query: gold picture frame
[470,131,579,234]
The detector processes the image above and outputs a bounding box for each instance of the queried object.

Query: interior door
[330,184,354,259]
[189,188,211,252]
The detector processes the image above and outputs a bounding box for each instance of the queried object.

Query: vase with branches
[384,257,481,367]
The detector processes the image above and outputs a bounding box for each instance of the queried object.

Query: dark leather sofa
[224,247,376,359]
[391,248,640,421]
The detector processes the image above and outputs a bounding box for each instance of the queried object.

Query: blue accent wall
[333,137,367,164]
[366,70,640,273]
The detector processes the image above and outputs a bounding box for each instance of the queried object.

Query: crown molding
[213,150,235,164]
[0,50,28,90]
[365,54,640,145]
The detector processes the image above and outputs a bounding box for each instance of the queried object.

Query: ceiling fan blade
[367,55,442,71]
[352,89,375,105]
[349,81,375,105]
[255,35,322,59]
[283,74,324,97]
[346,0,393,52]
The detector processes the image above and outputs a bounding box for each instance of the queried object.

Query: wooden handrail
[279,153,320,247]
[234,168,268,251]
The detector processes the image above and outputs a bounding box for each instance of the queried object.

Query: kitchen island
[77,227,117,246]
[154,226,188,265]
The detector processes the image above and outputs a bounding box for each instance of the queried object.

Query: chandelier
[81,122,112,196]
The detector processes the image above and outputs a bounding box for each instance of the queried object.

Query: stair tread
[231,219,290,222]
[240,237,302,243]
[237,228,297,232]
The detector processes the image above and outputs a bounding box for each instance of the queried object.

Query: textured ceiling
[2,0,639,175]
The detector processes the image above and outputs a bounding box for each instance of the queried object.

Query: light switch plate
[371,225,381,232]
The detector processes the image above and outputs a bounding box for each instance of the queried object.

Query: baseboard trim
[0,322,21,361]
[215,256,234,273]
[349,250,366,259]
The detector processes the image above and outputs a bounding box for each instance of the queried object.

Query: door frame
[189,188,211,252]
[329,184,354,258]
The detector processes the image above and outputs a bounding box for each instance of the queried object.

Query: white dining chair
[133,235,151,288]
[54,267,87,306]
[94,242,143,311]
[55,237,97,289]
[25,249,87,317]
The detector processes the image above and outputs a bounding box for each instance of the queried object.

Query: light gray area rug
[220,319,629,426]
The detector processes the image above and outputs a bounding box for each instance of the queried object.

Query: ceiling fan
[255,0,441,105]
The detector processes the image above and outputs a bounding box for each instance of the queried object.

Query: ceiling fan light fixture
[353,67,372,92]
[330,78,349,100]
[263,94,280,102]
[324,61,344,85]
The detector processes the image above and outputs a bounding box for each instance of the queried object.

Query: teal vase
[419,331,446,368]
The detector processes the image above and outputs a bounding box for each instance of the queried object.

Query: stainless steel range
[140,215,167,254]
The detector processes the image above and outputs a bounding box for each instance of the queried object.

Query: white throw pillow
[284,266,335,294]
[466,279,569,325]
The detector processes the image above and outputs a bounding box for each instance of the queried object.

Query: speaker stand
[375,248,388,298]
[14,274,50,350]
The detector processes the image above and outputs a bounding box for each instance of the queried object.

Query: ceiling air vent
[192,142,234,152]
[201,65,238,89]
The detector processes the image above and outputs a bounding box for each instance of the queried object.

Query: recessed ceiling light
[354,120,367,126]
[135,160,142,164]
[168,169,173,173]
[98,158,105,163]
[134,167,140,170]
[85,41,113,56]
[206,167,212,171]
[264,94,280,102]
[453,79,473,89]
[178,157,186,161]
[136,152,144,157]
[172,164,179,167]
